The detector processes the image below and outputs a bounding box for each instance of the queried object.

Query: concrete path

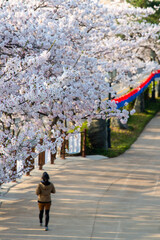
[1,113,160,240]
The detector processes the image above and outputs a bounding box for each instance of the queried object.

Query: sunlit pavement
[1,113,160,239]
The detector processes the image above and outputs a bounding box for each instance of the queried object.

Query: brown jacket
[36,182,56,203]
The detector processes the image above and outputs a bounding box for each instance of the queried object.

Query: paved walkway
[1,113,160,239]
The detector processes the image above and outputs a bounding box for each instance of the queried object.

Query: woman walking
[36,172,56,231]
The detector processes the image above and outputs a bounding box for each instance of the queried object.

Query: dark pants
[38,202,51,227]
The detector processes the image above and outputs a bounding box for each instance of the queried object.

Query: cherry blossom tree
[0,0,159,183]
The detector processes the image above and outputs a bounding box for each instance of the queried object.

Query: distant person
[36,172,56,231]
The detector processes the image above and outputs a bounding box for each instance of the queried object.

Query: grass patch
[106,98,160,158]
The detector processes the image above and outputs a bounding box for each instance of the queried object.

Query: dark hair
[42,172,50,182]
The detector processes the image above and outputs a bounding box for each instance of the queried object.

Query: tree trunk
[88,119,108,150]
[134,92,145,113]
[111,118,128,129]
[157,81,160,97]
